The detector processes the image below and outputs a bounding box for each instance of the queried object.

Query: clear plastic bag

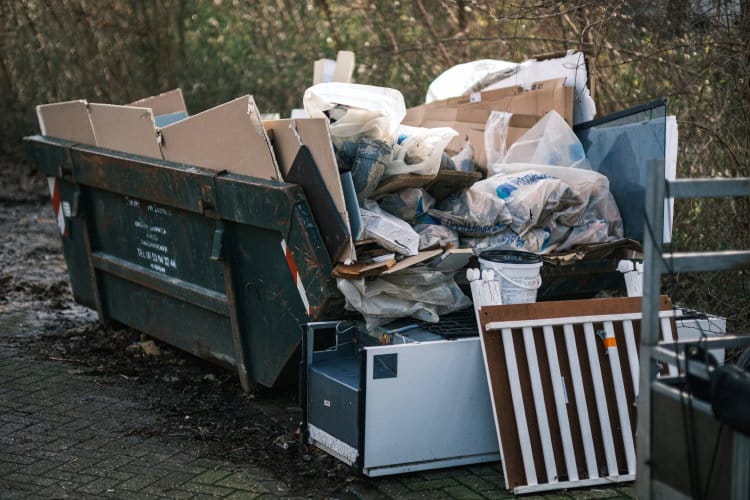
[493,110,589,175]
[484,111,512,168]
[422,188,512,237]
[361,199,419,256]
[450,139,475,172]
[414,223,459,250]
[378,188,434,223]
[385,125,459,178]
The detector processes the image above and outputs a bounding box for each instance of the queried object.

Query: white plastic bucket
[478,249,543,304]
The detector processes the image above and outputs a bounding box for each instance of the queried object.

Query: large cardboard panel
[160,95,281,180]
[264,118,356,263]
[130,88,187,116]
[36,100,96,145]
[285,146,350,262]
[88,104,162,159]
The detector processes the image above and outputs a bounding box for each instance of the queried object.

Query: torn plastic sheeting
[484,110,512,168]
[337,270,472,330]
[425,59,519,103]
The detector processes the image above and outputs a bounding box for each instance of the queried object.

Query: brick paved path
[0,342,637,499]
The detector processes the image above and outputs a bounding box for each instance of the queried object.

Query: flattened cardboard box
[36,100,97,145]
[160,95,281,180]
[264,118,356,264]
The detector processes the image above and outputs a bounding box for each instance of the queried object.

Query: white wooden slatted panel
[563,323,599,480]
[522,327,557,483]
[543,325,579,482]
[583,322,618,477]
[603,321,636,475]
[503,327,537,486]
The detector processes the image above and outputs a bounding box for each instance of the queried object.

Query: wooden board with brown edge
[36,100,97,145]
[425,169,483,201]
[129,88,187,116]
[88,103,162,159]
[371,174,434,199]
[160,95,281,180]
[380,249,443,275]
[332,258,396,279]
[477,296,673,492]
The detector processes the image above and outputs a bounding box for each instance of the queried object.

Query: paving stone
[455,473,498,492]
[480,489,516,499]
[225,492,259,500]
[117,473,160,492]
[4,471,58,488]
[443,485,485,499]
[403,477,461,491]
[193,469,233,485]
[75,476,123,495]
[215,472,267,493]
[180,481,236,497]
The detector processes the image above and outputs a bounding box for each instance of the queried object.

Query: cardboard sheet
[160,95,281,180]
[88,104,162,159]
[130,88,187,117]
[403,79,574,170]
[36,100,96,145]
[285,145,350,262]
[265,118,356,263]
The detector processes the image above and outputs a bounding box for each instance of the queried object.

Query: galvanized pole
[636,160,666,500]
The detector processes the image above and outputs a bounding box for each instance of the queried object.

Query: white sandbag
[337,270,472,330]
[414,224,460,250]
[499,163,624,238]
[361,199,419,256]
[461,227,551,254]
[378,188,434,223]
[472,170,581,236]
[422,188,512,237]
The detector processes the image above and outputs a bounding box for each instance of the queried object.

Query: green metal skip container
[26,136,342,390]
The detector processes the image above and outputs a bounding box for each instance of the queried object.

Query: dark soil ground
[0,159,372,497]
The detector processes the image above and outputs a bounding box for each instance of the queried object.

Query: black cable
[702,423,724,499]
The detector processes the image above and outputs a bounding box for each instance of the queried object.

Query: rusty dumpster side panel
[26,135,342,388]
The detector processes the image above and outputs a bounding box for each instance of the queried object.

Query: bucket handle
[497,270,542,290]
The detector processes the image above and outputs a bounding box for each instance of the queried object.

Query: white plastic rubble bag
[484,111,513,168]
[303,82,406,146]
[337,269,472,330]
[499,163,624,239]
[472,170,581,236]
[425,59,519,103]
[361,199,419,256]
[385,125,459,178]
